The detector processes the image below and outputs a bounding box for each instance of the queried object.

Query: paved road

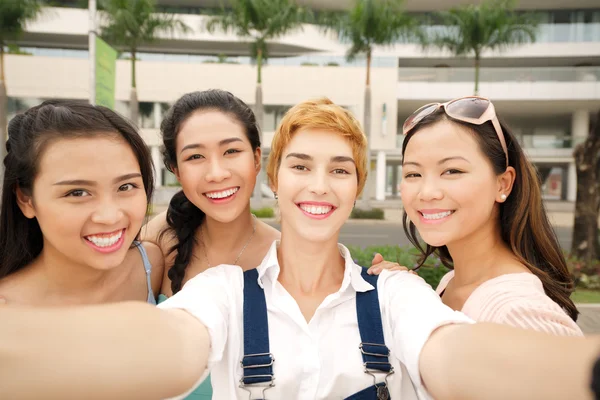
[578,306,600,334]
[265,220,574,250]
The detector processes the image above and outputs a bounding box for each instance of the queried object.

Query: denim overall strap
[240,268,275,399]
[345,268,393,400]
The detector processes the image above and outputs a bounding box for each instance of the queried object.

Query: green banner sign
[95,37,117,109]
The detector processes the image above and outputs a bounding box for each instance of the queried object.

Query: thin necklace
[200,214,257,268]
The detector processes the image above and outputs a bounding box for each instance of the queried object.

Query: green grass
[572,289,600,304]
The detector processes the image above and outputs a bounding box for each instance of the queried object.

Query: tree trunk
[256,47,263,84]
[252,82,264,206]
[0,45,8,192]
[474,55,480,96]
[571,109,600,265]
[365,49,371,86]
[129,49,138,125]
[360,51,372,209]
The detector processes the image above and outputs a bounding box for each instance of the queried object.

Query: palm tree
[428,0,538,95]
[0,0,44,180]
[320,0,422,207]
[99,0,190,124]
[206,0,310,205]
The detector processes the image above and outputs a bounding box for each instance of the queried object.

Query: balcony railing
[398,67,600,83]
[518,135,587,149]
[399,23,600,44]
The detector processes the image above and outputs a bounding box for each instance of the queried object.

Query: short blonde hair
[267,98,368,195]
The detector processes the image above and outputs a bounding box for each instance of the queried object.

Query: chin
[420,235,450,248]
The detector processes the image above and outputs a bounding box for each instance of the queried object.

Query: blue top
[133,241,156,305]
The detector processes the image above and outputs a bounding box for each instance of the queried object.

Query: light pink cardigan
[436,271,583,336]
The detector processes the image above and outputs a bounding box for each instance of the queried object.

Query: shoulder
[138,241,165,292]
[435,270,455,294]
[158,264,243,310]
[469,274,583,335]
[377,269,438,301]
[141,211,176,251]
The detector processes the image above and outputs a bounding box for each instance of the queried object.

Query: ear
[254,147,262,175]
[172,165,181,182]
[15,187,36,219]
[496,166,516,203]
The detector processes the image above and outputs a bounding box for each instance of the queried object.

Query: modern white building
[4,0,599,207]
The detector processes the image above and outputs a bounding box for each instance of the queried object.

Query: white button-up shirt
[159,241,472,399]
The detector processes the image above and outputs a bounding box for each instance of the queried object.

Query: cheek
[128,192,149,220]
[36,202,86,237]
[177,164,202,187]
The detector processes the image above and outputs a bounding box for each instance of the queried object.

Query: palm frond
[99,0,189,49]
[428,0,538,57]
[0,0,44,44]
[318,0,422,60]
[203,0,309,61]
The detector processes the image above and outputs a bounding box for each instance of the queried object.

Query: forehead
[36,135,140,182]
[284,129,354,157]
[404,119,481,160]
[177,110,246,148]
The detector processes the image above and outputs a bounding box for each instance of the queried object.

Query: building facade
[5,0,600,206]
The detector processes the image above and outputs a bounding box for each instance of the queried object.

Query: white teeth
[300,204,332,215]
[205,187,239,199]
[422,211,453,220]
[86,230,123,247]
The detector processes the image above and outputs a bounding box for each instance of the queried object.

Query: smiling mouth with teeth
[84,229,124,248]
[420,210,455,220]
[299,204,334,215]
[204,187,239,199]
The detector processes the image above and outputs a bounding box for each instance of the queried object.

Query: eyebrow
[53,173,142,186]
[285,153,356,165]
[180,137,244,154]
[403,156,470,167]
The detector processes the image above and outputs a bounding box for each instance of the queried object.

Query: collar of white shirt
[255,240,374,295]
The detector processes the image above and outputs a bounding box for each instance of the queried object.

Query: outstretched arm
[421,323,599,400]
[0,302,209,400]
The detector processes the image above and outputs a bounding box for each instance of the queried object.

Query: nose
[205,158,231,183]
[418,176,444,202]
[307,169,330,196]
[91,197,125,226]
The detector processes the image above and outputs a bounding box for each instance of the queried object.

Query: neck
[277,227,344,294]
[446,221,515,286]
[32,243,117,302]
[202,205,255,255]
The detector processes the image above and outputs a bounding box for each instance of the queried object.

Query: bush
[350,208,384,220]
[252,207,275,218]
[347,245,450,288]
[565,253,600,290]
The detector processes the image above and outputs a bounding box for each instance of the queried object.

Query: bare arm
[421,323,599,400]
[0,302,209,400]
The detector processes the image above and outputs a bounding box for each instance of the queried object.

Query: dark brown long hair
[402,109,578,321]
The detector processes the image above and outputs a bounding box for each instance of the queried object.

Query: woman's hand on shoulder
[367,252,417,276]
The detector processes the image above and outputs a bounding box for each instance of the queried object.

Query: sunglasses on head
[402,96,509,167]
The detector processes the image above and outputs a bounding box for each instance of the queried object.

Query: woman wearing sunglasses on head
[2,98,595,400]
[400,96,582,336]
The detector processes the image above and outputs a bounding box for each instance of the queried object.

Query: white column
[571,110,590,144]
[151,145,162,188]
[375,151,386,201]
[568,110,589,202]
[153,102,161,129]
[391,166,399,197]
[567,162,577,202]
